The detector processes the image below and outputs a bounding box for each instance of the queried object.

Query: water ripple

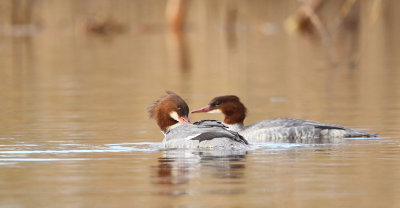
[0,141,161,165]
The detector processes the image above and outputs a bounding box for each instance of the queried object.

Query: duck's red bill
[178,116,192,124]
[191,105,211,113]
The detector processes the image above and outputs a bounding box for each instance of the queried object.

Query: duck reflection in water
[151,149,247,196]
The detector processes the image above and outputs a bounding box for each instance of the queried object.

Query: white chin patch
[169,111,180,122]
[207,109,222,114]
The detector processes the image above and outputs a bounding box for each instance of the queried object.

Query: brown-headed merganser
[191,95,377,143]
[148,92,249,149]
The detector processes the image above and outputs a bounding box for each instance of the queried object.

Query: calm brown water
[1,1,400,207]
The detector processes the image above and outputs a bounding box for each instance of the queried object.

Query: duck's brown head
[191,95,246,125]
[148,91,191,133]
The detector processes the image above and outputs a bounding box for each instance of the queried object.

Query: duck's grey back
[239,118,376,143]
[163,120,249,149]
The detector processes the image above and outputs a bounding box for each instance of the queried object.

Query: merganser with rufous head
[148,92,249,149]
[191,95,377,143]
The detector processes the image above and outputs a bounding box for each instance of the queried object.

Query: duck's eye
[177,107,183,114]
[214,101,221,106]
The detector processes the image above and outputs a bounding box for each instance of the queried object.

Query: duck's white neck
[223,123,245,132]
[163,122,183,135]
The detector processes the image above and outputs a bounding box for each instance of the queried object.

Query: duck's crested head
[191,95,246,125]
[148,91,191,132]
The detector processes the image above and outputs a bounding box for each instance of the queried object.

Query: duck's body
[148,92,249,150]
[163,120,248,149]
[192,95,377,143]
[226,118,375,143]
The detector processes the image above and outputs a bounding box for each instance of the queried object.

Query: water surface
[1,1,400,207]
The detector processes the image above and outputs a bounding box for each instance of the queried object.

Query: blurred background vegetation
[1,0,396,68]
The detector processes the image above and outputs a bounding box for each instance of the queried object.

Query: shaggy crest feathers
[148,91,190,132]
[148,91,179,119]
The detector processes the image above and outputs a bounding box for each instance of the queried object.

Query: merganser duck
[148,92,249,149]
[191,95,377,143]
